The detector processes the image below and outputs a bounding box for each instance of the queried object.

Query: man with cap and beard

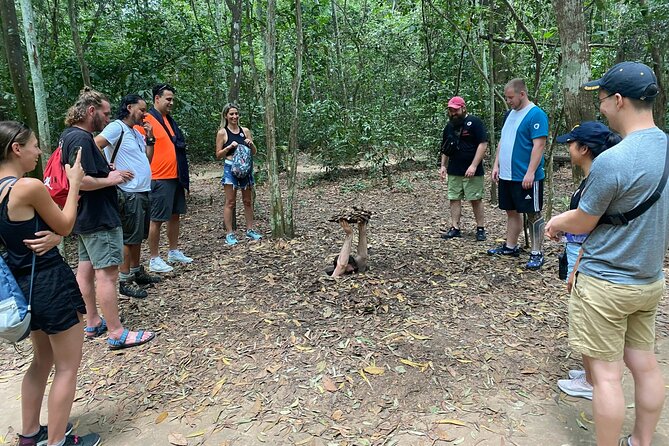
[439,96,489,241]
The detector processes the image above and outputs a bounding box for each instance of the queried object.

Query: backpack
[231,144,253,179]
[0,178,35,344]
[43,141,68,207]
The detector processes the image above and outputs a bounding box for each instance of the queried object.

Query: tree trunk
[226,0,243,104]
[20,0,51,159]
[637,0,666,129]
[552,0,593,186]
[67,0,91,87]
[263,0,285,238]
[285,0,304,238]
[0,0,40,176]
[330,0,347,103]
[246,0,262,107]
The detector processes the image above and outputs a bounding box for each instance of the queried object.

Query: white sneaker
[558,375,593,400]
[568,369,586,379]
[167,250,193,264]
[149,257,174,273]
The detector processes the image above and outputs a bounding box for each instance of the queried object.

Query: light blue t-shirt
[101,120,152,193]
[578,127,669,284]
[498,103,549,181]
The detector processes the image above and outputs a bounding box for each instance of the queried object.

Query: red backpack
[42,142,69,207]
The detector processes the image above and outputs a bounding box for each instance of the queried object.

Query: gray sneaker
[62,433,101,446]
[557,375,593,400]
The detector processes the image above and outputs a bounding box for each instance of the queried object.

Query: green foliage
[340,180,369,194]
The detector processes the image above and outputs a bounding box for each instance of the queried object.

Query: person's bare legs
[505,210,523,247]
[332,221,353,277]
[127,244,141,270]
[449,200,462,229]
[241,187,255,230]
[77,260,102,330]
[588,356,625,446]
[223,185,237,234]
[167,214,180,251]
[148,220,163,258]
[624,347,666,446]
[46,317,84,444]
[21,331,53,437]
[471,199,485,227]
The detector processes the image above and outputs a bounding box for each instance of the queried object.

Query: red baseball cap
[447,96,466,109]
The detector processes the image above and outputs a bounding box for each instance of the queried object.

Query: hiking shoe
[526,252,545,270]
[557,375,593,400]
[62,433,101,446]
[246,229,262,240]
[619,435,632,446]
[168,250,193,264]
[119,280,148,299]
[475,227,487,241]
[18,423,74,446]
[133,265,162,285]
[441,227,461,239]
[487,243,520,257]
[568,369,586,379]
[225,233,239,246]
[149,257,173,273]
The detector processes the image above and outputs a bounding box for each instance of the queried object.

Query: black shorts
[119,190,150,245]
[498,179,543,213]
[16,261,86,335]
[150,179,187,222]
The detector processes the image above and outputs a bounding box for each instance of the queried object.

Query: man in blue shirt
[488,79,548,270]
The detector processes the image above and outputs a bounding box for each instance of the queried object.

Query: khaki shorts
[569,273,665,361]
[448,175,484,201]
[78,227,123,269]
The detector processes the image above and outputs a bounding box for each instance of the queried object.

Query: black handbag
[558,248,568,280]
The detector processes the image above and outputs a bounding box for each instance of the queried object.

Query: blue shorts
[221,161,254,190]
[565,242,581,281]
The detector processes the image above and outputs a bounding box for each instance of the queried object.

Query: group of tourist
[440,62,668,446]
[1,60,667,446]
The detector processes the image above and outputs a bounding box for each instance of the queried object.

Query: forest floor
[1,160,668,446]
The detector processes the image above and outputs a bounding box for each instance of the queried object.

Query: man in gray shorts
[546,62,668,446]
[95,94,161,298]
[61,87,155,349]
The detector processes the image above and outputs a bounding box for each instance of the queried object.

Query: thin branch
[427,0,506,105]
[500,0,541,100]
[82,0,110,51]
[481,34,616,49]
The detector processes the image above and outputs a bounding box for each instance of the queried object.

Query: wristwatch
[146,137,156,145]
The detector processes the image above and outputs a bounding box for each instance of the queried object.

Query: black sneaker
[119,280,148,299]
[133,265,162,285]
[441,227,461,239]
[62,433,101,446]
[487,243,520,257]
[475,227,487,241]
[18,423,74,446]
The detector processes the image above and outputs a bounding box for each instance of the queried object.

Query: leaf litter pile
[2,162,668,445]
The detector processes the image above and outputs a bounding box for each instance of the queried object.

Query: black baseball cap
[583,61,659,101]
[556,121,612,146]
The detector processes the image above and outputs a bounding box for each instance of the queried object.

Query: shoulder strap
[109,122,125,164]
[148,108,176,143]
[599,133,669,225]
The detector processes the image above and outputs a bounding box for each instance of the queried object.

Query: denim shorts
[565,242,581,282]
[221,160,254,190]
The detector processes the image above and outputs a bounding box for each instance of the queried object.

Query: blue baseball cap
[583,61,659,101]
[556,121,613,147]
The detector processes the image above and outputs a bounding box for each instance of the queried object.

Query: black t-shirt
[441,115,488,176]
[59,126,120,235]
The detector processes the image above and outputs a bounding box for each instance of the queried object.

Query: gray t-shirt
[578,127,669,284]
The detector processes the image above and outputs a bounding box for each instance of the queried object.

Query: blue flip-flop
[84,318,107,338]
[107,329,156,350]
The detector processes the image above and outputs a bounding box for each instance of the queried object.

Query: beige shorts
[569,273,665,361]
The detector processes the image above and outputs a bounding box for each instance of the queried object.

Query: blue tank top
[225,127,247,157]
[0,177,61,273]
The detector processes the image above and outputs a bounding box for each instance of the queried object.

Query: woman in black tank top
[215,104,263,245]
[0,122,101,445]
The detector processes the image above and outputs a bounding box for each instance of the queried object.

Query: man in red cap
[439,96,489,241]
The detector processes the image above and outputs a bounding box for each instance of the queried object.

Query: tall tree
[263,0,286,237]
[285,0,304,238]
[552,0,593,184]
[637,0,666,129]
[20,0,52,156]
[226,0,243,103]
[67,0,91,86]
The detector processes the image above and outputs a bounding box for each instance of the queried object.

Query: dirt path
[1,165,668,446]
